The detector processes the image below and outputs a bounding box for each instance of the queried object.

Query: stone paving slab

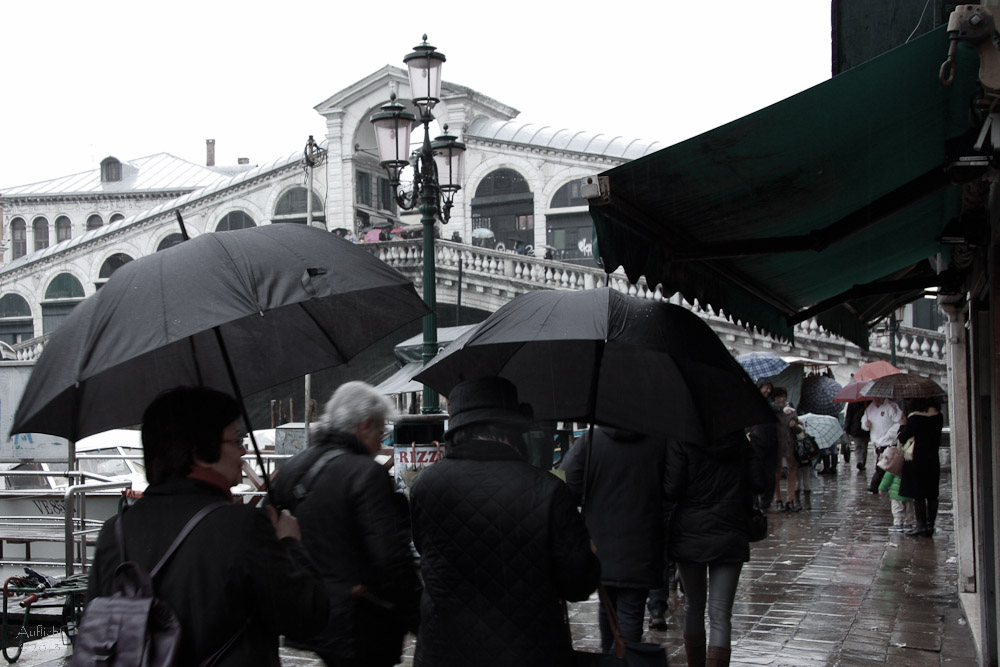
[9,465,977,665]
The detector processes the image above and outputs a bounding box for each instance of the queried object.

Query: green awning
[589,26,980,348]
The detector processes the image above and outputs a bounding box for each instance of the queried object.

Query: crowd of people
[81,364,944,667]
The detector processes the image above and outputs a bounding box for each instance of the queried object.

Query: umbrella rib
[296,302,349,363]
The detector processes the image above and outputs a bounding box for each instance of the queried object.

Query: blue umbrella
[736,351,789,381]
[798,375,844,416]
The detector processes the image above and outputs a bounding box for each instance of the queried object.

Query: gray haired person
[272,381,420,667]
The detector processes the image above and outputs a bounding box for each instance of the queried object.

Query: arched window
[157,234,185,252]
[109,213,125,224]
[44,273,85,300]
[215,211,256,232]
[545,180,595,264]
[55,216,72,243]
[273,187,325,224]
[42,273,85,335]
[87,214,103,230]
[100,157,122,182]
[550,180,587,208]
[470,169,534,251]
[0,294,33,345]
[32,217,49,251]
[98,253,133,280]
[10,218,26,259]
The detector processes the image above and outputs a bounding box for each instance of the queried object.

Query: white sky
[0,0,832,190]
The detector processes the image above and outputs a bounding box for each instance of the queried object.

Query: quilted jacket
[271,430,420,664]
[410,438,601,667]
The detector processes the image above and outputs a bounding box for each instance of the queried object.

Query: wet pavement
[15,460,977,666]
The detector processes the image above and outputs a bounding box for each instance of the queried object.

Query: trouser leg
[677,562,708,639]
[890,498,905,525]
[927,497,939,530]
[913,498,928,527]
[706,562,743,649]
[615,587,649,644]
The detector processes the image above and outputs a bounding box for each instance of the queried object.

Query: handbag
[746,502,768,542]
[794,434,820,465]
[900,437,916,462]
[572,585,668,666]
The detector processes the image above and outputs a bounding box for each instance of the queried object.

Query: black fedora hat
[445,377,533,436]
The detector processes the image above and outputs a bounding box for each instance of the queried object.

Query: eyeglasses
[222,437,248,452]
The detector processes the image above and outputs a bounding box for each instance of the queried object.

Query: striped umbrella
[861,373,946,400]
[798,413,845,449]
[736,351,789,381]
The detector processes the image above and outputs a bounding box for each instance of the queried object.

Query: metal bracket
[941,4,1000,92]
[580,175,611,205]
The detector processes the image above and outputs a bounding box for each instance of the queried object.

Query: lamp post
[371,35,465,413]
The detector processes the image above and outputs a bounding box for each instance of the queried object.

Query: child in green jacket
[877,445,913,532]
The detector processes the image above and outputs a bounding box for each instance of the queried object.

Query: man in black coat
[409,377,601,667]
[86,387,329,667]
[272,381,420,667]
[561,426,668,652]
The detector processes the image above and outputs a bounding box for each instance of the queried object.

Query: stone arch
[269,185,326,224]
[464,159,540,253]
[91,242,143,285]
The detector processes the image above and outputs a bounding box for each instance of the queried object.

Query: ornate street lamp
[371,35,465,413]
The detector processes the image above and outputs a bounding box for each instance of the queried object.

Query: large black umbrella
[414,287,774,444]
[11,224,429,444]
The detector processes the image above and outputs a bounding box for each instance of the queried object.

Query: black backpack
[71,501,228,667]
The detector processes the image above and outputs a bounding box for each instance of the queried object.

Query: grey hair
[313,381,397,439]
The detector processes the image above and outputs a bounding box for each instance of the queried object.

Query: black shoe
[649,614,667,630]
[856,463,866,471]
[906,525,932,537]
[774,500,785,512]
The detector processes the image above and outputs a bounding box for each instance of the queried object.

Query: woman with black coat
[897,396,945,537]
[664,430,767,667]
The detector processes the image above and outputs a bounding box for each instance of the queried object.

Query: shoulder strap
[292,447,347,504]
[115,500,229,576]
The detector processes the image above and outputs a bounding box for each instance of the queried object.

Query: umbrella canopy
[471,227,495,239]
[364,229,382,242]
[735,351,789,382]
[797,375,844,417]
[414,288,775,443]
[833,381,874,403]
[860,373,947,400]
[798,413,845,450]
[11,224,429,441]
[854,360,901,382]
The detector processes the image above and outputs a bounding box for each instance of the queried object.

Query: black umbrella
[11,225,429,496]
[414,287,774,444]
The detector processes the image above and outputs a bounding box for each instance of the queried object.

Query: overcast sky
[0,1,832,190]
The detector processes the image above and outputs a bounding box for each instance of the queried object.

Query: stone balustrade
[7,240,949,376]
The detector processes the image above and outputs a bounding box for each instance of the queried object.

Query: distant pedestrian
[897,397,944,537]
[844,398,871,470]
[271,381,420,667]
[747,379,778,509]
[665,430,768,667]
[862,397,903,493]
[409,377,600,667]
[561,426,668,651]
[771,387,802,511]
[85,387,329,666]
[877,445,913,531]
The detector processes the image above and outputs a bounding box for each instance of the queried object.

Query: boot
[803,490,812,510]
[683,634,707,667]
[906,523,931,537]
[706,645,732,667]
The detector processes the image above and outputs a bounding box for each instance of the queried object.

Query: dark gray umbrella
[11,224,429,442]
[798,375,844,416]
[414,287,774,444]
